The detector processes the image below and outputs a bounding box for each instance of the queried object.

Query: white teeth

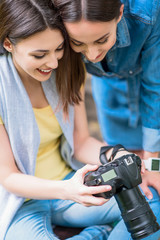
[39,69,52,73]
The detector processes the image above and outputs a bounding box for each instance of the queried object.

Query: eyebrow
[30,41,65,53]
[70,33,110,44]
[31,49,49,53]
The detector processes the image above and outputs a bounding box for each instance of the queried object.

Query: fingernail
[147,194,153,200]
[106,186,111,190]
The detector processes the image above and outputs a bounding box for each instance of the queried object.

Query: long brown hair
[0,0,85,113]
[53,0,122,22]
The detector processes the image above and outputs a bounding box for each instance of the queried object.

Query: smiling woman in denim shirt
[53,0,160,239]
[1,0,150,239]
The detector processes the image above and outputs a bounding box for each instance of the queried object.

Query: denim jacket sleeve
[140,10,160,152]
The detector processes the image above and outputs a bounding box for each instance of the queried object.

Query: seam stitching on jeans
[43,214,58,240]
[90,227,109,240]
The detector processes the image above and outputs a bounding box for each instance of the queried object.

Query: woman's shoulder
[0,54,6,63]
[122,0,160,25]
[0,54,12,86]
[0,54,11,70]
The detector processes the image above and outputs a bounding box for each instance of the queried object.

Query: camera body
[84,153,160,240]
[85,154,141,198]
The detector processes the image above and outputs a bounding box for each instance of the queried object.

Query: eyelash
[97,38,109,44]
[33,45,64,59]
[33,55,45,59]
[71,37,109,47]
[71,40,83,47]
[56,44,65,51]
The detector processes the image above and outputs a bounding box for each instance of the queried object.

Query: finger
[82,195,108,206]
[84,185,112,196]
[140,183,153,200]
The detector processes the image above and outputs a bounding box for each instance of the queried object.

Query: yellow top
[0,106,72,181]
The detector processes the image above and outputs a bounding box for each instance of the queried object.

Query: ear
[117,4,124,23]
[3,38,13,52]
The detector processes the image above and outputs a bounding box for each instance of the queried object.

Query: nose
[85,45,100,61]
[47,53,59,69]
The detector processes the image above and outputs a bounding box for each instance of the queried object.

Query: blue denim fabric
[85,0,160,152]
[5,172,160,240]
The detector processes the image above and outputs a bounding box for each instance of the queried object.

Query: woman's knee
[5,212,57,240]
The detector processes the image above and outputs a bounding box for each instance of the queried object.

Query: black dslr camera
[84,146,160,240]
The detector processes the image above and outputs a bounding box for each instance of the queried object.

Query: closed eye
[96,37,109,44]
[33,55,45,59]
[70,40,83,47]
[56,41,65,51]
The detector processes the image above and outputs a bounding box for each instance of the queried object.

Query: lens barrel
[115,186,160,239]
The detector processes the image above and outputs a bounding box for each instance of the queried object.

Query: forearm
[3,172,68,200]
[74,136,102,165]
[74,136,116,165]
[143,150,159,160]
[3,168,112,207]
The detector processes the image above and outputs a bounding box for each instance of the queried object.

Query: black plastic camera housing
[84,153,160,239]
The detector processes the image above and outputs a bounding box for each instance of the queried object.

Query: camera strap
[100,144,127,164]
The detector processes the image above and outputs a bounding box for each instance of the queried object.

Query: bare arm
[0,124,111,206]
[73,88,130,165]
[0,124,70,199]
[73,88,106,165]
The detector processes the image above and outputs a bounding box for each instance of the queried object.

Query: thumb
[140,183,153,200]
[79,164,99,178]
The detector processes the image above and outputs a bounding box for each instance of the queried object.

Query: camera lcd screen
[151,159,160,171]
[102,169,117,182]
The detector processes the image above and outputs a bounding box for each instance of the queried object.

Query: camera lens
[115,187,160,239]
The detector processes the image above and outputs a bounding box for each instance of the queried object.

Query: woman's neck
[21,76,49,109]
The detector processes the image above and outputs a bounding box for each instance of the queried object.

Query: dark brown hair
[0,0,85,113]
[53,0,122,22]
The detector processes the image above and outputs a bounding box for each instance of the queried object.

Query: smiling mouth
[37,68,52,75]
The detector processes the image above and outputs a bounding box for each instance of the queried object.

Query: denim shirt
[85,0,160,152]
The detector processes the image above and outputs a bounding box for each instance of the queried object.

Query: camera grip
[84,171,116,199]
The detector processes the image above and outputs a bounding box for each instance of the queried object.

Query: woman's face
[3,28,64,82]
[64,13,123,63]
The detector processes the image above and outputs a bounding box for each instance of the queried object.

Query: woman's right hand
[64,164,112,207]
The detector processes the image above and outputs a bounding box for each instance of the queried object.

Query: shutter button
[96,178,102,185]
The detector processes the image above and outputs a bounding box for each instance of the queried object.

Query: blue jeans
[5,172,160,240]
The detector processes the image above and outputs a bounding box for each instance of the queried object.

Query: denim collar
[114,16,131,49]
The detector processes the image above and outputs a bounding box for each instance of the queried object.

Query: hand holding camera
[84,144,160,240]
